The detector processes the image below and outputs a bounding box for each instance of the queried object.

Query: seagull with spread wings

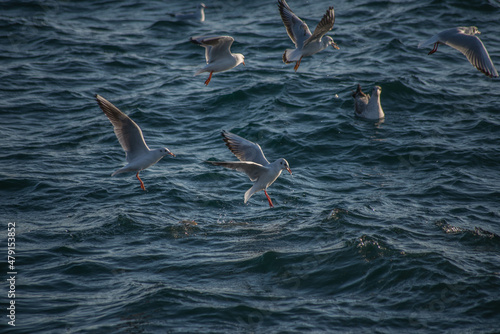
[278,0,339,72]
[95,95,175,191]
[207,131,292,208]
[418,26,498,78]
[190,35,245,85]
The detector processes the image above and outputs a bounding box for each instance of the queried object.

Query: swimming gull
[418,26,498,78]
[169,3,206,22]
[95,94,175,191]
[352,84,385,120]
[207,131,292,208]
[278,0,339,72]
[190,35,245,85]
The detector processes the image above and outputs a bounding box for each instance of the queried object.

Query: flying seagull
[207,131,292,207]
[278,0,339,72]
[190,35,245,85]
[418,26,498,78]
[95,94,175,191]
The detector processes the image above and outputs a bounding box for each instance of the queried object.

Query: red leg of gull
[136,172,146,191]
[264,190,274,208]
[204,71,213,85]
[294,56,303,72]
[428,43,439,55]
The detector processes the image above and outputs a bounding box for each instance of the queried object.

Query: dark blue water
[1,0,500,333]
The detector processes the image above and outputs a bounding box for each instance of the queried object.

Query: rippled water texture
[1,0,500,333]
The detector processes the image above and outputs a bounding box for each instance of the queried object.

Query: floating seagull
[418,26,498,78]
[190,35,245,85]
[352,84,385,120]
[169,3,206,22]
[95,95,175,191]
[207,131,292,208]
[278,0,339,72]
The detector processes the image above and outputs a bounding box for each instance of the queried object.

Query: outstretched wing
[190,35,234,64]
[95,94,150,162]
[305,6,335,46]
[442,30,498,78]
[278,0,312,48]
[207,161,267,182]
[221,131,270,166]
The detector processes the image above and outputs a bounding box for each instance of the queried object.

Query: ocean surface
[1,0,500,333]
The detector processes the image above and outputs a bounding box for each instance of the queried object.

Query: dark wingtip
[352,84,362,98]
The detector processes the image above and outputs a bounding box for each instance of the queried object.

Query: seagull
[207,131,292,208]
[169,3,206,22]
[352,84,385,120]
[418,26,498,78]
[278,0,339,72]
[190,35,245,85]
[95,94,175,191]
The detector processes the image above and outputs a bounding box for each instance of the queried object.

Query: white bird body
[278,0,339,71]
[418,26,498,78]
[207,131,291,207]
[190,36,245,85]
[352,85,385,120]
[170,3,206,22]
[95,94,175,190]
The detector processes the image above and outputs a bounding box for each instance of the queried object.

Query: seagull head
[372,86,382,97]
[235,53,245,67]
[461,26,480,35]
[326,36,340,50]
[278,158,292,175]
[160,148,175,157]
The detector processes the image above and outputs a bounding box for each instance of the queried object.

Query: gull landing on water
[352,85,385,120]
[95,95,175,191]
[190,35,245,85]
[278,0,339,72]
[418,26,498,78]
[207,131,292,208]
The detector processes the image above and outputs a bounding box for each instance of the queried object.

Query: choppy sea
[1,0,500,333]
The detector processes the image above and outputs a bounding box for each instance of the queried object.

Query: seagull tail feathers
[244,186,258,204]
[282,49,295,64]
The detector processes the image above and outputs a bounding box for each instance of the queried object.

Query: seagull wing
[305,6,335,46]
[278,0,312,48]
[221,131,270,166]
[190,36,234,63]
[95,94,150,162]
[352,85,369,115]
[207,161,267,182]
[442,30,498,78]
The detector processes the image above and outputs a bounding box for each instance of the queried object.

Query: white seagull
[418,26,498,78]
[278,0,339,72]
[95,94,175,191]
[169,3,206,22]
[207,131,292,208]
[190,35,245,85]
[352,85,385,120]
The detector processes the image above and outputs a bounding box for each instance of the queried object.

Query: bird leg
[294,56,303,72]
[264,190,274,208]
[204,71,214,85]
[428,43,439,55]
[136,172,146,191]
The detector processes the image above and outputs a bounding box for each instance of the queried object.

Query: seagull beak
[243,61,246,66]
[286,167,292,175]
[169,152,176,157]
[332,42,340,50]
